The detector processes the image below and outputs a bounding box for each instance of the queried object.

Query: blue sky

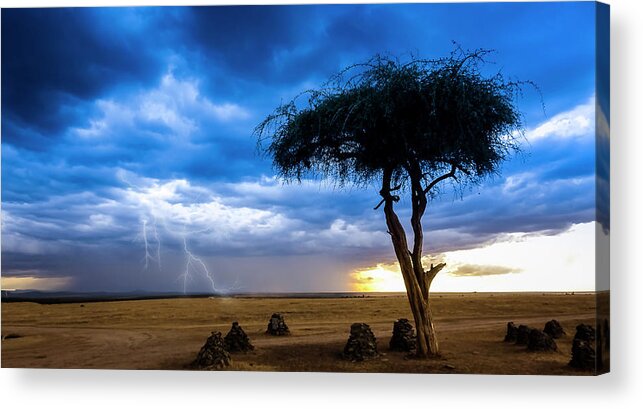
[1,3,607,293]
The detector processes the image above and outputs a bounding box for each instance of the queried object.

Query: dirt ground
[1,292,608,374]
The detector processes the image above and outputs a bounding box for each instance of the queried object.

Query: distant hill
[0,290,386,304]
[0,289,217,304]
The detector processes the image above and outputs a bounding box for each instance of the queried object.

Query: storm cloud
[1,3,604,292]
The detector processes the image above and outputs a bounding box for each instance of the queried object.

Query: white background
[1,0,641,407]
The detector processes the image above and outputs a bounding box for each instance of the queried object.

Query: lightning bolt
[180,233,217,293]
[119,170,241,295]
[141,218,161,271]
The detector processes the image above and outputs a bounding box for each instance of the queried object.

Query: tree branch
[375,178,402,210]
[423,164,458,194]
[426,263,446,283]
[407,160,429,299]
[451,48,492,75]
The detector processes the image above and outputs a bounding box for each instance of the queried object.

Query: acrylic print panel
[1,2,609,375]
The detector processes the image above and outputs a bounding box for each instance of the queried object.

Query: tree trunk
[380,167,445,358]
[383,201,441,357]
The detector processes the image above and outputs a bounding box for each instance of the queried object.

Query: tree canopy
[256,49,525,193]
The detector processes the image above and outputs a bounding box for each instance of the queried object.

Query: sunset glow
[352,264,406,292]
[1,275,73,291]
[351,222,597,293]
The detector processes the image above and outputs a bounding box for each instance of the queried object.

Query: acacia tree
[255,49,524,357]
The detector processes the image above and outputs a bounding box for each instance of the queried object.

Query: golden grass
[1,292,607,374]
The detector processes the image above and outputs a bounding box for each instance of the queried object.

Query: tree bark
[380,167,442,358]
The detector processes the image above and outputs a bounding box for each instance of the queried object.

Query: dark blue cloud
[1,3,603,292]
[1,8,178,142]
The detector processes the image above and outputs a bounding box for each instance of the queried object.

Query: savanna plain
[1,292,604,374]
